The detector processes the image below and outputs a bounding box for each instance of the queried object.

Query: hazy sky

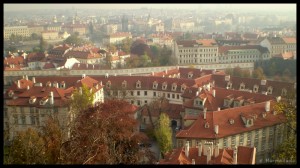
[4,3,296,12]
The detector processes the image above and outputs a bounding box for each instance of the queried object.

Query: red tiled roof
[218,45,269,54]
[282,37,296,44]
[212,74,295,97]
[176,100,286,139]
[159,145,255,164]
[4,55,25,66]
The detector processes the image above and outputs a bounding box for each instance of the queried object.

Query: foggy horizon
[4,3,296,13]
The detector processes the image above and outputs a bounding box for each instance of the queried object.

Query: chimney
[93,65,94,69]
[17,80,21,88]
[185,141,190,158]
[165,69,168,74]
[49,91,54,105]
[78,63,80,67]
[217,107,220,111]
[198,142,202,156]
[196,91,199,96]
[233,146,237,164]
[214,125,219,135]
[95,84,99,89]
[82,74,86,79]
[192,159,195,165]
[27,85,30,90]
[25,75,28,80]
[79,87,83,95]
[152,72,154,76]
[265,101,270,112]
[207,147,211,164]
[100,81,103,86]
[214,143,219,158]
[203,108,207,120]
[213,89,216,97]
[32,77,36,83]
[86,64,88,68]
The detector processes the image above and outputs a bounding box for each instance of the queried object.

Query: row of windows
[179,54,217,58]
[179,48,218,52]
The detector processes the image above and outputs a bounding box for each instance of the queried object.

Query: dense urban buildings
[4,4,296,165]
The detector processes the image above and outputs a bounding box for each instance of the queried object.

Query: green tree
[232,66,243,77]
[252,67,265,79]
[154,113,173,158]
[69,84,94,116]
[64,33,86,46]
[5,128,47,164]
[39,37,48,52]
[272,93,296,164]
[120,37,132,54]
[242,69,251,78]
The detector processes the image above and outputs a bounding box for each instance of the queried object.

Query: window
[239,133,245,146]
[130,91,134,96]
[137,91,140,96]
[30,116,36,125]
[240,83,245,90]
[267,87,273,94]
[177,94,180,99]
[153,92,156,97]
[131,100,134,104]
[231,135,236,147]
[13,115,18,124]
[153,82,158,89]
[223,137,228,148]
[144,100,147,104]
[122,81,127,88]
[21,115,26,125]
[172,94,175,99]
[254,130,259,148]
[167,93,170,98]
[247,132,252,147]
[137,100,141,106]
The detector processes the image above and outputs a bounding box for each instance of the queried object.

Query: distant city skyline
[4,3,296,13]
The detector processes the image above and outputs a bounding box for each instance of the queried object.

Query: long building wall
[4,63,254,85]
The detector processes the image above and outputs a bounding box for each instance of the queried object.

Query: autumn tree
[5,128,47,164]
[40,116,64,164]
[61,99,154,164]
[154,113,173,159]
[272,93,296,164]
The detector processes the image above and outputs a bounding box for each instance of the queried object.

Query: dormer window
[39,97,48,105]
[281,88,287,96]
[229,119,235,125]
[106,81,111,89]
[239,83,245,90]
[162,82,167,90]
[181,84,186,92]
[227,82,232,89]
[262,112,267,118]
[172,83,177,91]
[188,72,193,79]
[29,96,37,104]
[253,85,259,93]
[204,122,209,128]
[225,75,230,81]
[136,80,141,89]
[8,90,14,97]
[46,81,52,87]
[247,119,253,127]
[267,86,273,94]
[122,80,127,88]
[153,81,158,89]
[60,81,65,88]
